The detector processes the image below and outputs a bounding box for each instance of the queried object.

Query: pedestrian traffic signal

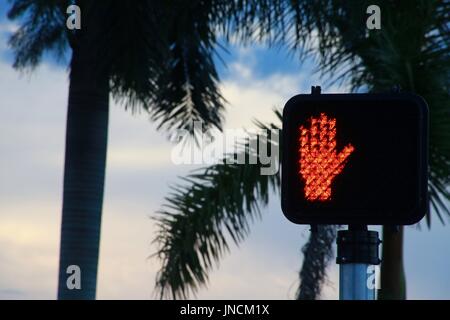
[281,92,428,225]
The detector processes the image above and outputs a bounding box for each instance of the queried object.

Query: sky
[0,4,449,300]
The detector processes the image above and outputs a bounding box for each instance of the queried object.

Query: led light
[298,113,354,201]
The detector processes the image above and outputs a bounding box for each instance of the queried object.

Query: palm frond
[99,1,167,110]
[149,6,226,134]
[152,113,281,299]
[7,0,69,69]
[106,0,227,134]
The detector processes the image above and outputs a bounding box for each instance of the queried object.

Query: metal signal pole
[336,225,381,300]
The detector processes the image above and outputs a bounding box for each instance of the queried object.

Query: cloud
[0,22,18,34]
[220,48,349,132]
[0,22,17,61]
[0,201,60,299]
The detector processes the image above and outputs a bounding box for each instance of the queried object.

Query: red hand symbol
[298,113,354,201]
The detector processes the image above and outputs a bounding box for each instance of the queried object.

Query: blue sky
[0,3,449,300]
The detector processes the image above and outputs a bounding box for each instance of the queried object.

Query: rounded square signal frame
[281,93,428,225]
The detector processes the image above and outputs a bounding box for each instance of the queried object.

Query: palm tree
[8,0,319,300]
[7,0,231,299]
[153,0,450,299]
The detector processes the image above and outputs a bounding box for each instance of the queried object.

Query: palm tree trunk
[378,226,406,300]
[57,41,109,299]
[297,225,337,300]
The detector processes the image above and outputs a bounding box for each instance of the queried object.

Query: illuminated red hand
[299,113,354,201]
